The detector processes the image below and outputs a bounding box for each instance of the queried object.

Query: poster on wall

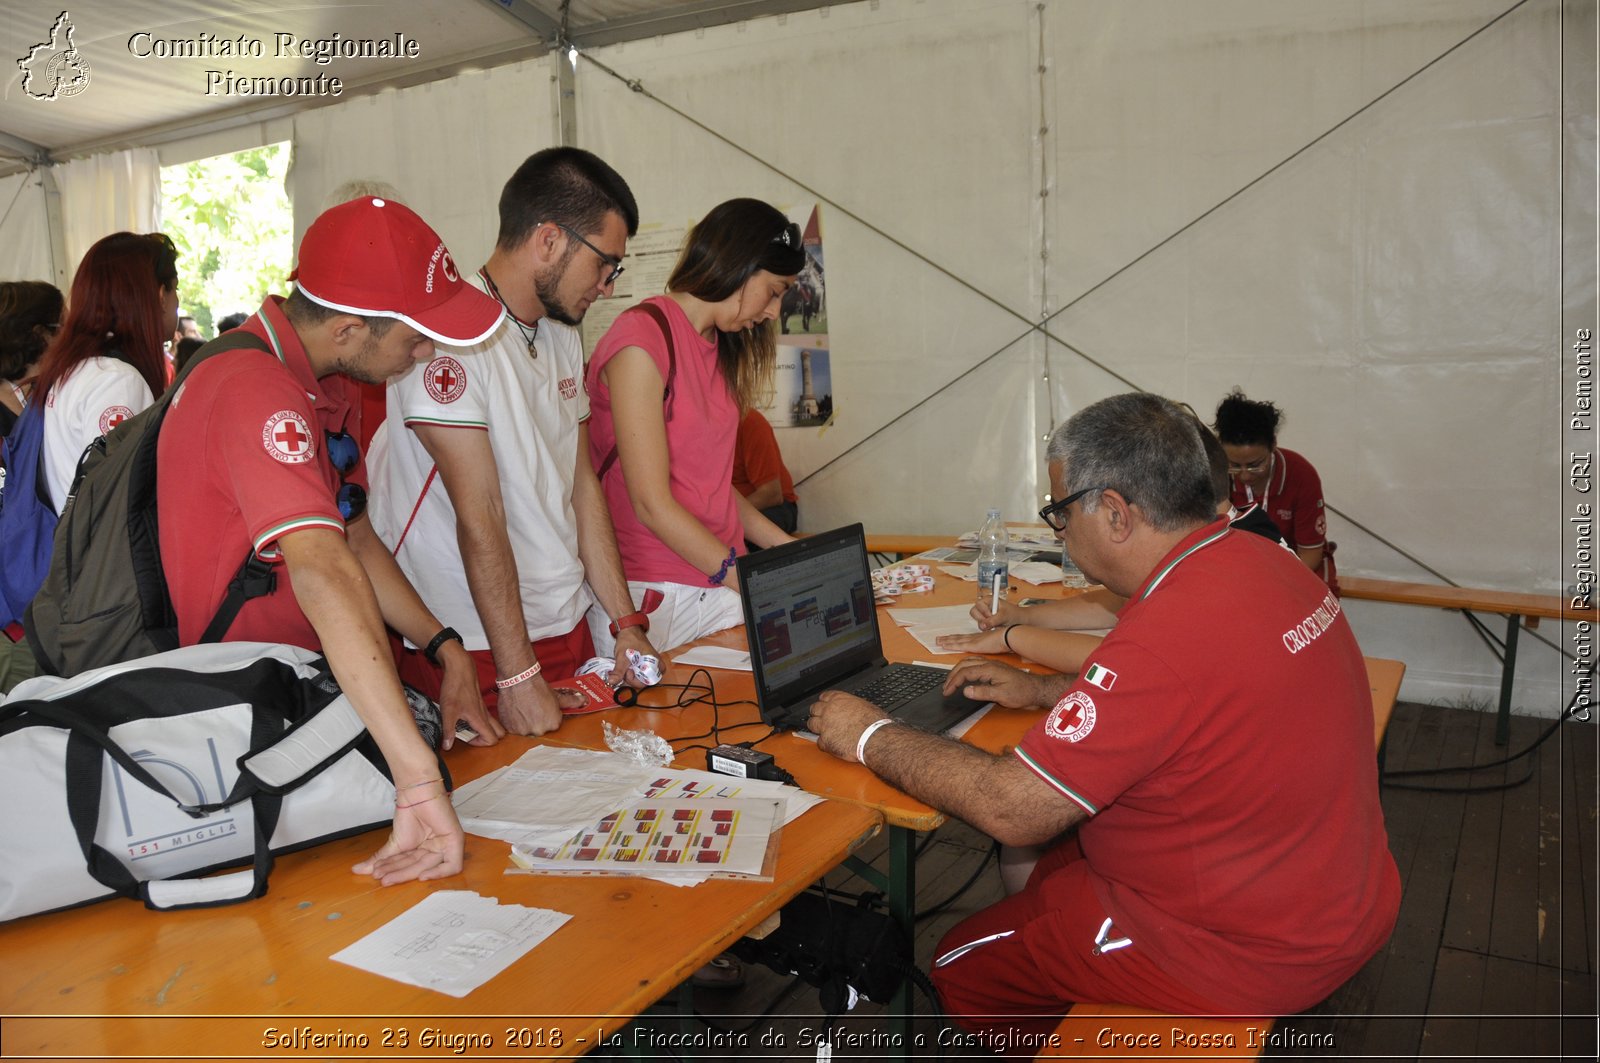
[580,222,688,352]
[764,203,832,429]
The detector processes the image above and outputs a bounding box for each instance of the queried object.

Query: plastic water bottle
[976,508,1008,609]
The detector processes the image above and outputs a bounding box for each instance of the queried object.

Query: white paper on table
[673,645,753,671]
[452,747,656,849]
[939,564,978,581]
[1011,561,1066,585]
[905,622,985,655]
[886,603,979,629]
[330,890,570,998]
[456,747,824,884]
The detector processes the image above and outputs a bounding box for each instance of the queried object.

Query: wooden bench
[1341,577,1596,744]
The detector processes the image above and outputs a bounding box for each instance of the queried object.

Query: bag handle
[595,300,677,481]
[64,728,285,910]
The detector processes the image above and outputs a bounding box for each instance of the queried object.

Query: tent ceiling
[0,0,832,172]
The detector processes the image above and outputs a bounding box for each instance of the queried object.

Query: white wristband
[855,717,898,766]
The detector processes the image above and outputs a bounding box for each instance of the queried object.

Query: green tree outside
[160,143,291,338]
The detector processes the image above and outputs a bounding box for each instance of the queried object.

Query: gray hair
[322,178,403,212]
[1045,393,1217,532]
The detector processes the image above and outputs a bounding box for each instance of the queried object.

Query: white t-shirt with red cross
[1015,519,1399,1014]
[42,356,154,513]
[368,299,593,649]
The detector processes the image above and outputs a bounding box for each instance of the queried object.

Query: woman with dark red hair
[32,232,179,510]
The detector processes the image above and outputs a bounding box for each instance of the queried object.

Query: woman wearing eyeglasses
[586,199,806,653]
[0,281,65,438]
[1214,388,1338,594]
[32,233,179,512]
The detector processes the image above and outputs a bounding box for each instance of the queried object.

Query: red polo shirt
[1229,447,1338,592]
[158,297,366,649]
[1015,519,1398,1014]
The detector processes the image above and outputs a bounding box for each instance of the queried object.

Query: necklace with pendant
[480,267,538,356]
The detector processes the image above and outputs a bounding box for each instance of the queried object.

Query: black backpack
[25,331,278,677]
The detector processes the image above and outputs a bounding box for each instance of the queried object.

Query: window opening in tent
[159,141,291,343]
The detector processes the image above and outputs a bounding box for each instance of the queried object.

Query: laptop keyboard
[853,665,944,709]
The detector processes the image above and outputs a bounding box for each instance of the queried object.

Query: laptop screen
[737,525,883,716]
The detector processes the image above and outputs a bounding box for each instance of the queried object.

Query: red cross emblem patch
[423,355,467,404]
[1045,690,1097,744]
[262,410,315,465]
[98,405,133,434]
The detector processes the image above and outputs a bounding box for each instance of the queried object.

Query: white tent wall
[50,148,164,291]
[0,170,56,283]
[288,55,559,278]
[566,0,1591,714]
[579,0,1050,536]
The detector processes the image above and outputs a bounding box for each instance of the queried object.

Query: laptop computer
[736,524,989,733]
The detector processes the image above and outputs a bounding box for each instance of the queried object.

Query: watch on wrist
[608,611,650,638]
[423,626,464,666]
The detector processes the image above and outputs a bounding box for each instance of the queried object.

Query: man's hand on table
[353,780,465,885]
[806,689,889,763]
[496,676,576,736]
[943,656,1070,709]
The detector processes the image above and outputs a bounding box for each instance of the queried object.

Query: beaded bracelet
[1003,625,1018,652]
[707,547,738,586]
[495,661,542,690]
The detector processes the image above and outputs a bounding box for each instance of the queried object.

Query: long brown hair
[32,232,178,402]
[666,199,805,411]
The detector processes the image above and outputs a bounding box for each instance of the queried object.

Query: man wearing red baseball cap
[156,197,505,886]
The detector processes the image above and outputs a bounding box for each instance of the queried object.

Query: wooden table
[0,736,881,1060]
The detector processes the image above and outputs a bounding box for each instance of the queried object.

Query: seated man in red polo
[732,407,798,536]
[157,197,507,885]
[807,393,1398,1040]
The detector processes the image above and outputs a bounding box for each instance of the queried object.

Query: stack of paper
[451,746,819,885]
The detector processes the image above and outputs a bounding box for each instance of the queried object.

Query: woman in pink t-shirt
[586,199,805,652]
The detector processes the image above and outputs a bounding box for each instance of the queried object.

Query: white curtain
[51,148,162,290]
[0,170,55,283]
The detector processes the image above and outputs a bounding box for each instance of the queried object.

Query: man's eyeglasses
[1227,457,1271,475]
[548,221,625,286]
[1038,484,1108,531]
[325,429,366,523]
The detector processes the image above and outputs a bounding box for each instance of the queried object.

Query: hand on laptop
[805,689,888,763]
[942,657,1071,710]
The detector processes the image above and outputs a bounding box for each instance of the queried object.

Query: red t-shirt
[732,408,796,504]
[1229,447,1338,592]
[1016,519,1398,1014]
[158,297,366,649]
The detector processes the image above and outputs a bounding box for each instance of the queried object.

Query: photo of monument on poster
[767,204,832,428]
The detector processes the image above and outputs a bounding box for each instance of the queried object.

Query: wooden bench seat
[1340,576,1594,744]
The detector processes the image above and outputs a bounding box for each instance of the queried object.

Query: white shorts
[587,580,744,658]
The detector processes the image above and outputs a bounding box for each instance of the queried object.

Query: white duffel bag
[0,642,435,922]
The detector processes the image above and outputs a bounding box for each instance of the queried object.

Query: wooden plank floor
[612,702,1597,1060]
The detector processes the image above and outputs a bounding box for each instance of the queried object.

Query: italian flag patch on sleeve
[1083,663,1118,690]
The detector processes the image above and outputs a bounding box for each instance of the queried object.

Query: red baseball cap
[291,197,503,345]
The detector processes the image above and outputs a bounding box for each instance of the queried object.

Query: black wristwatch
[423,626,464,666]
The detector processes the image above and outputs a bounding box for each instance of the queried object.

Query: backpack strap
[595,300,677,481]
[184,329,281,644]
